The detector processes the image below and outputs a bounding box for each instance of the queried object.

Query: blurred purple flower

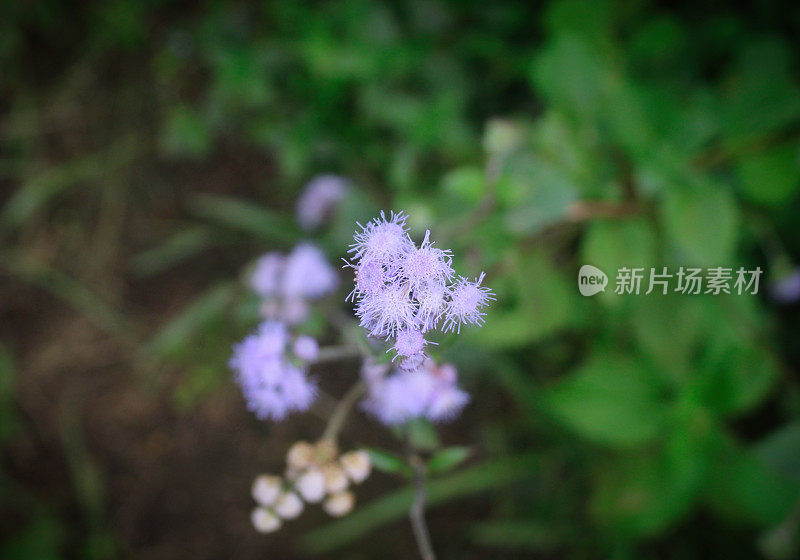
[282,243,339,300]
[770,268,800,304]
[361,358,469,425]
[250,243,338,306]
[293,335,319,361]
[229,321,318,421]
[296,174,350,230]
[250,252,285,298]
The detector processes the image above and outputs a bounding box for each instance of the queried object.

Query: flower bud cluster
[250,440,372,533]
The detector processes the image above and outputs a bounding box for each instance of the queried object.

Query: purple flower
[345,259,385,302]
[229,321,317,421]
[442,272,495,333]
[296,174,350,230]
[280,297,310,325]
[401,230,454,293]
[293,335,319,361]
[356,283,416,338]
[393,327,426,357]
[250,252,285,298]
[349,211,414,263]
[414,280,447,332]
[250,243,338,308]
[361,359,469,425]
[282,243,339,300]
[345,211,494,369]
[770,268,800,304]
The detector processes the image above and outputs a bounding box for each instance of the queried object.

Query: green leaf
[366,448,410,477]
[590,430,707,537]
[629,294,706,387]
[406,418,440,452]
[756,421,800,482]
[543,0,613,44]
[129,226,218,277]
[692,338,777,417]
[531,33,606,118]
[660,179,739,266]
[502,154,579,234]
[428,446,472,475]
[721,38,800,142]
[441,166,485,205]
[604,78,656,156]
[736,144,800,207]
[545,353,668,447]
[581,217,657,304]
[704,435,798,526]
[471,251,577,349]
[472,519,563,551]
[530,111,595,191]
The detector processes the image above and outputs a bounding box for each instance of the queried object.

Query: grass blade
[188,193,301,245]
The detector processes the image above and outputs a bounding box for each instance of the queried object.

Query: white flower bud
[252,475,282,506]
[340,450,371,484]
[323,464,349,494]
[315,439,338,464]
[251,507,282,533]
[295,468,326,503]
[323,491,355,517]
[274,491,304,519]
[286,441,314,470]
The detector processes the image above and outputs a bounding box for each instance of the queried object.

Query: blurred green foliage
[2,0,800,558]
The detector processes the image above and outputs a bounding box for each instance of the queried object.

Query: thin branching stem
[320,381,366,442]
[408,453,436,560]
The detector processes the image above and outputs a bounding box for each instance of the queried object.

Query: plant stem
[320,381,366,442]
[408,453,436,560]
[314,345,362,363]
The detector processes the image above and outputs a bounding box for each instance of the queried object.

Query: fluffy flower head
[229,321,318,421]
[349,211,413,262]
[443,272,495,333]
[346,211,494,370]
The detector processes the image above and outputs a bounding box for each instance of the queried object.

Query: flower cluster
[361,358,469,425]
[250,440,372,533]
[251,242,338,325]
[296,174,350,230]
[229,321,319,421]
[346,211,494,368]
